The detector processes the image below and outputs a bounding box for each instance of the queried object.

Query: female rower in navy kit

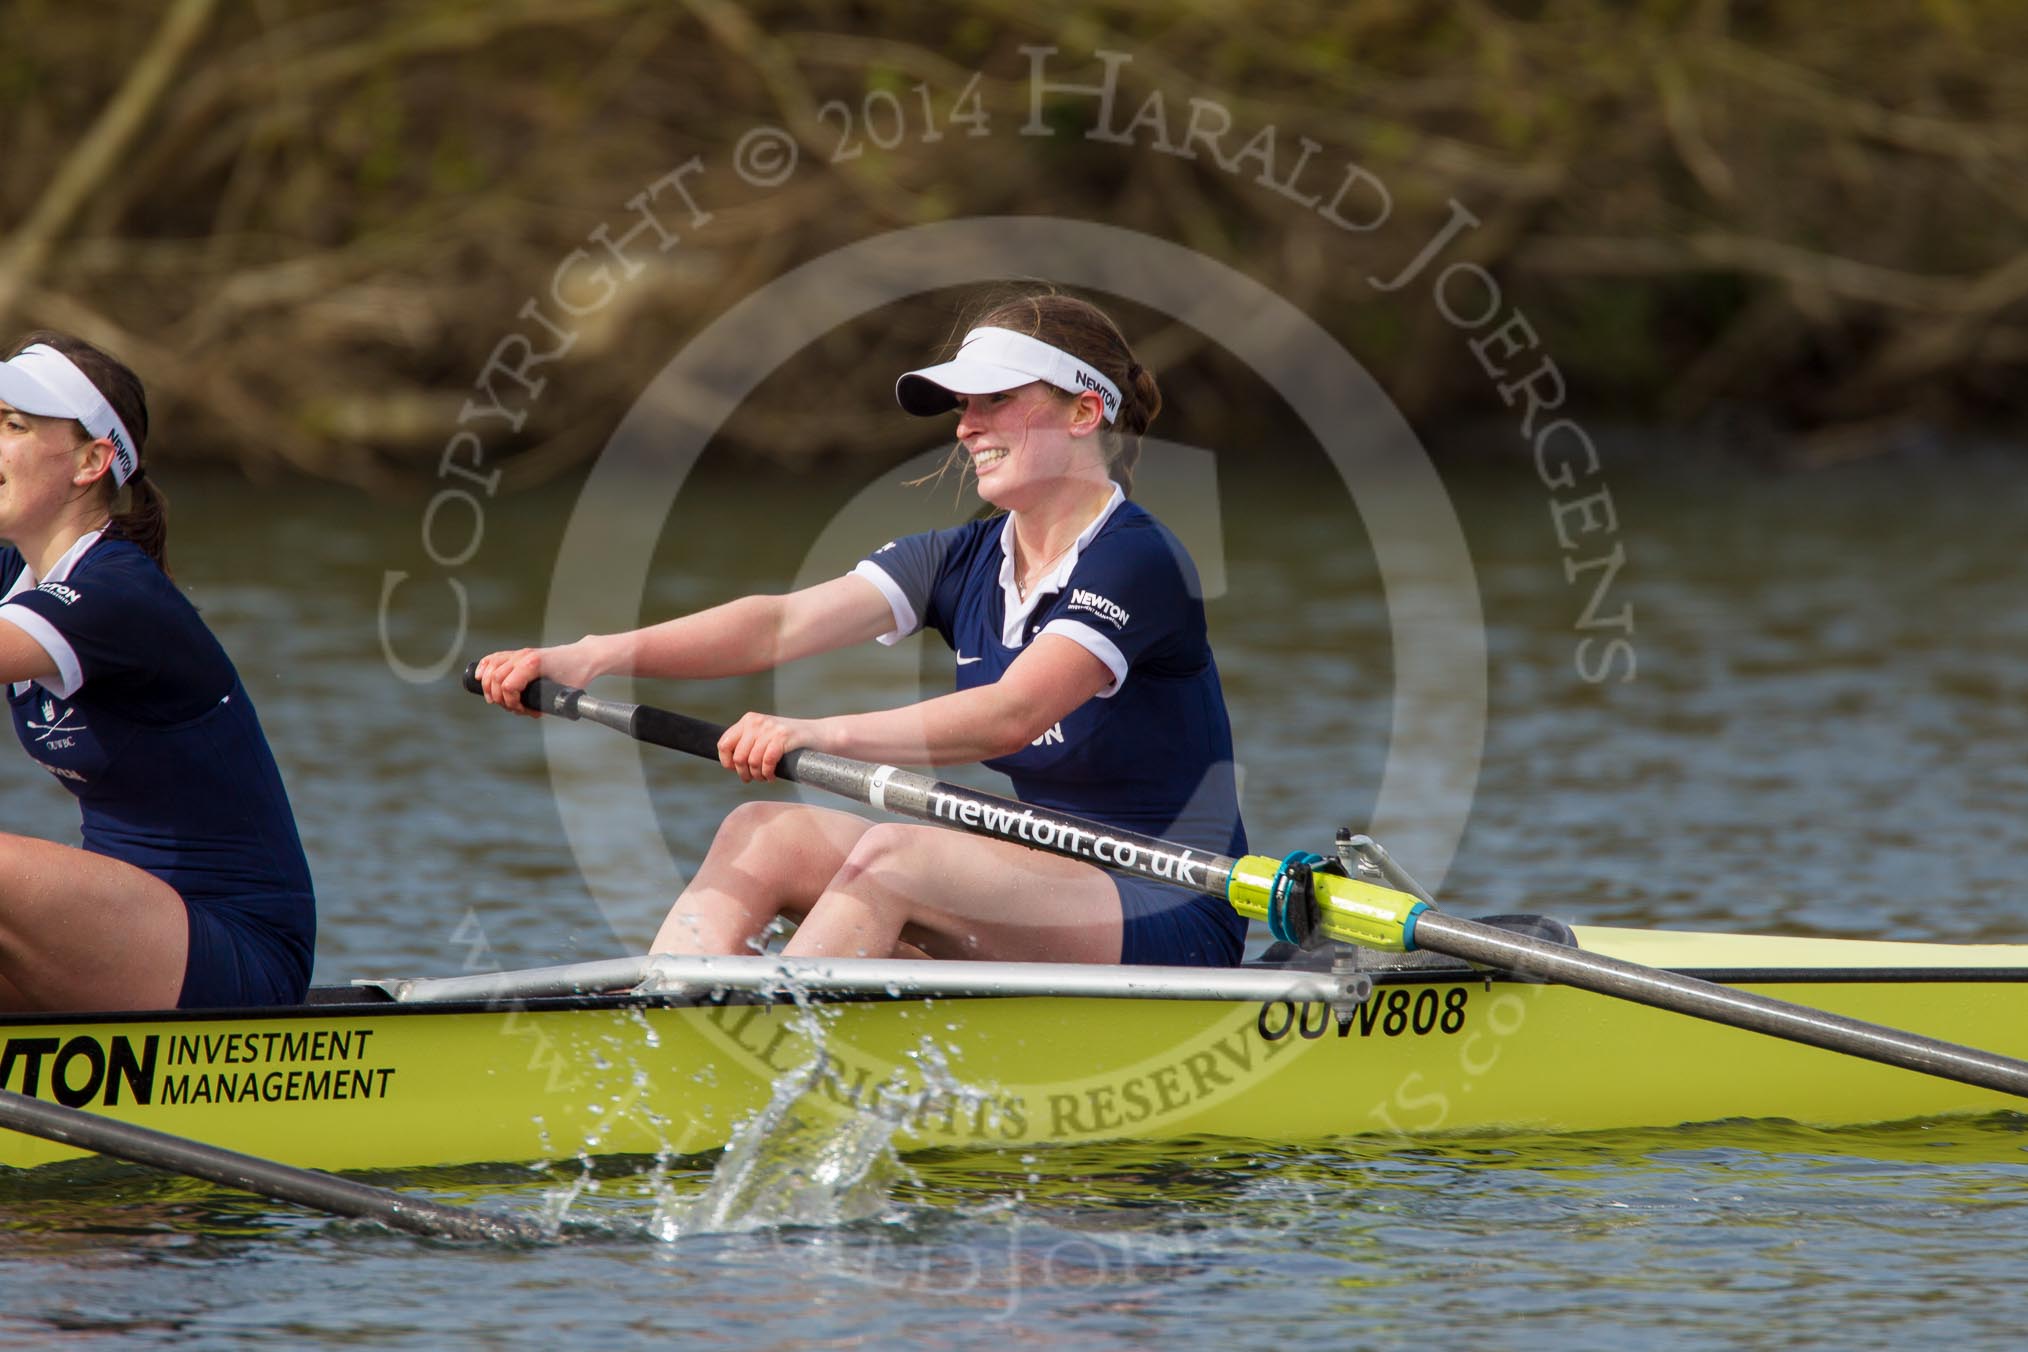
[0,333,315,1011]
[477,290,1247,967]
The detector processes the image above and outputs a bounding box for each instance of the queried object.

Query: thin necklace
[1015,535,1077,597]
[1013,490,1109,596]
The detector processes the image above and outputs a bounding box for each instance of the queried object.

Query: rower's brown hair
[956,287,1161,495]
[9,331,170,578]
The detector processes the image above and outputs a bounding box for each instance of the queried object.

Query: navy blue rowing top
[853,486,1247,861]
[0,533,316,940]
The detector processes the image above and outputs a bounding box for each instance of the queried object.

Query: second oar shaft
[1412,911,2028,1099]
[0,1090,543,1242]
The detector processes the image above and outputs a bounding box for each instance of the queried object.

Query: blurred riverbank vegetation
[1,0,2022,488]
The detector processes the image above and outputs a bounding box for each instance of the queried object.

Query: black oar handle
[636,704,750,764]
[461,663,579,718]
[461,664,731,764]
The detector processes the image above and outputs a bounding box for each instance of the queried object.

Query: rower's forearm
[584,595,787,681]
[825,689,1041,766]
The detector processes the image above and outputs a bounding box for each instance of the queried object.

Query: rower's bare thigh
[805,822,1123,963]
[0,832,188,1011]
[896,833,1122,963]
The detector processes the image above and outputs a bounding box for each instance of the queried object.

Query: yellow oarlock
[1225,854,1428,952]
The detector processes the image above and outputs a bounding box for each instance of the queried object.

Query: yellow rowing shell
[4,927,2026,1171]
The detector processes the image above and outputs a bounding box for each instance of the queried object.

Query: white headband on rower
[896,327,1122,424]
[0,344,140,487]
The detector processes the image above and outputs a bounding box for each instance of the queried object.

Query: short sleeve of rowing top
[0,535,226,713]
[1029,509,1201,698]
[851,521,993,646]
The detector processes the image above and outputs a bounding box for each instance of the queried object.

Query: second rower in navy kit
[0,333,316,1011]
[477,290,1247,967]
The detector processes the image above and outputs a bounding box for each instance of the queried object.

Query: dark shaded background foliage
[2,0,2022,489]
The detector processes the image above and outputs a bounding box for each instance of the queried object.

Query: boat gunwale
[5,963,2028,1030]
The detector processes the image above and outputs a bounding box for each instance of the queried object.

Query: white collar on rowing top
[2,528,106,601]
[0,346,139,487]
[995,483,1126,648]
[896,327,1122,424]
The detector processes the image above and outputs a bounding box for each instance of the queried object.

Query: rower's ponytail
[10,330,170,578]
[1109,359,1161,498]
[108,472,171,578]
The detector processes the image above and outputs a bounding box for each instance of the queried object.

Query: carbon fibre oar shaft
[0,1089,544,1241]
[466,668,2028,1102]
[1407,912,2028,1098]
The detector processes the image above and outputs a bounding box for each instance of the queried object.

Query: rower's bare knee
[831,823,934,896]
[698,801,868,907]
[706,802,816,881]
[712,800,807,851]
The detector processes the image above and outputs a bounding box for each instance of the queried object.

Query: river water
[3,440,2026,1347]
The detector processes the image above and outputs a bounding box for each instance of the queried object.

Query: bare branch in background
[0,0,221,326]
[0,2,2018,482]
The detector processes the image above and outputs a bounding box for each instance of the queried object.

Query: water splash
[656,1033,996,1241]
[531,1017,688,1231]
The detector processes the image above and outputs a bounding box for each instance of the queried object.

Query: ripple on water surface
[6,1118,2028,1348]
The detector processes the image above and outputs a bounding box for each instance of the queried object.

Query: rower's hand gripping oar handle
[461,664,787,774]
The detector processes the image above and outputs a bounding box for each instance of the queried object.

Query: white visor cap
[896,327,1121,424]
[0,344,140,487]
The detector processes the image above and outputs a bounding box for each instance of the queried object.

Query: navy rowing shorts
[178,895,315,1009]
[1114,875,1246,967]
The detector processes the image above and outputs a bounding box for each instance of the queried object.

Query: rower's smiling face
[0,400,102,539]
[953,383,1105,508]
